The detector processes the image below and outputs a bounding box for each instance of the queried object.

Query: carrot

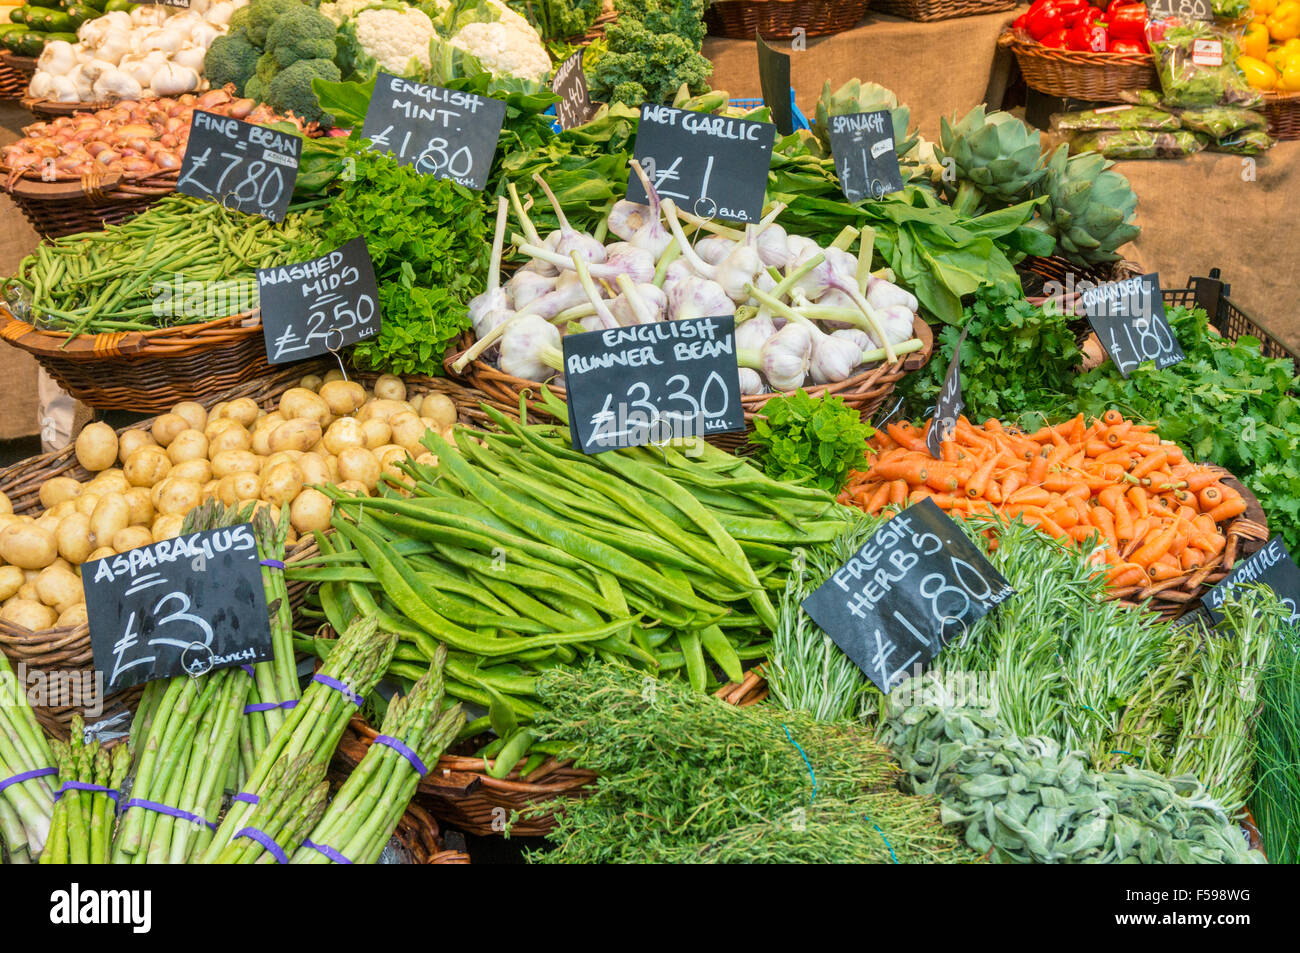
[1034,513,1070,540]
[1084,439,1112,458]
[908,487,935,504]
[865,482,891,514]
[1125,485,1149,519]
[886,422,928,453]
[1104,421,1134,446]
[1004,503,1048,523]
[1129,450,1168,481]
[1208,497,1248,523]
[888,480,908,506]
[1008,486,1051,507]
[1149,562,1186,582]
[925,466,970,494]
[1198,485,1224,510]
[1169,518,1192,557]
[1089,505,1118,548]
[999,472,1023,499]
[1180,548,1206,571]
[1027,450,1051,484]
[1102,409,1124,426]
[940,439,960,463]
[983,418,1005,434]
[1068,524,1099,544]
[1042,471,1079,493]
[1184,469,1221,493]
[870,458,932,485]
[1108,564,1147,587]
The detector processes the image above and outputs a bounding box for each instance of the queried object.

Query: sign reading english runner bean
[552,50,595,130]
[360,71,507,190]
[827,109,904,203]
[1081,272,1184,378]
[628,104,775,223]
[175,110,300,222]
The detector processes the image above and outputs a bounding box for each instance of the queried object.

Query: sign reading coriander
[552,50,595,130]
[827,109,904,203]
[1081,273,1184,378]
[564,316,745,454]
[360,71,506,190]
[801,499,1015,693]
[628,104,775,223]
[175,111,300,222]
[1202,538,1300,627]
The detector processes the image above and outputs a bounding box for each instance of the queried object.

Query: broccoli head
[266,58,342,125]
[229,5,252,32]
[255,50,280,85]
[204,31,261,95]
[266,6,339,68]
[247,0,302,47]
[244,74,268,104]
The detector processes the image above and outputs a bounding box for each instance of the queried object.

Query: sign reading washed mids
[175,110,300,222]
[563,316,745,454]
[1081,272,1184,378]
[827,109,904,203]
[258,237,381,364]
[552,49,595,130]
[801,499,1015,693]
[360,71,507,190]
[1203,537,1300,626]
[84,526,273,692]
[628,104,775,223]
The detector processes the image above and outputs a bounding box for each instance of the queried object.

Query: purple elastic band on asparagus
[234,826,288,864]
[373,734,429,777]
[241,665,255,677]
[243,699,299,714]
[301,838,353,864]
[232,793,259,805]
[120,797,215,830]
[259,559,285,569]
[312,673,362,706]
[0,766,55,795]
[54,781,119,801]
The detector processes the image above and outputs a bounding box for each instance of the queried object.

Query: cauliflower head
[351,7,436,75]
[448,19,550,81]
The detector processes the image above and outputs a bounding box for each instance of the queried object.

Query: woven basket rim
[1,303,263,359]
[998,29,1154,67]
[4,168,179,194]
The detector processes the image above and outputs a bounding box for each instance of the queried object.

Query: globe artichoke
[937,105,1046,215]
[813,79,919,163]
[1038,144,1140,267]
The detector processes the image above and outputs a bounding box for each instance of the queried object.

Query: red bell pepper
[1109,39,1145,53]
[1013,11,1029,30]
[1106,3,1148,43]
[1039,27,1072,48]
[1068,15,1110,51]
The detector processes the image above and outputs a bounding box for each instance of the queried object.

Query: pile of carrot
[838,410,1248,589]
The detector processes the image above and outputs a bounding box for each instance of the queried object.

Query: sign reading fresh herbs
[755,32,793,136]
[1203,538,1300,626]
[552,50,595,130]
[801,498,1015,693]
[84,526,273,692]
[827,109,904,203]
[175,110,300,222]
[1146,0,1212,21]
[563,316,746,454]
[360,71,507,190]
[1082,273,1184,378]
[258,237,380,365]
[926,326,968,459]
[628,104,775,223]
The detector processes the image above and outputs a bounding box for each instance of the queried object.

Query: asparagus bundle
[201,615,397,861]
[294,645,464,864]
[0,650,56,861]
[39,717,130,865]
[211,754,328,864]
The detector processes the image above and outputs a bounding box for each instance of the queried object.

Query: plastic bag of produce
[1148,18,1261,108]
[1176,105,1267,138]
[1055,105,1181,132]
[1071,129,1205,159]
[1208,129,1274,154]
[1119,89,1167,108]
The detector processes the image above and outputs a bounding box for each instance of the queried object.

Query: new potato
[74,422,118,472]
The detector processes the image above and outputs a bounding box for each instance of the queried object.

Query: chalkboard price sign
[144,0,191,6]
[360,72,506,190]
[552,50,595,130]
[1082,273,1184,378]
[801,499,1015,693]
[84,526,273,692]
[926,326,968,459]
[1203,538,1300,627]
[629,104,775,223]
[755,32,793,136]
[175,111,301,222]
[258,237,381,364]
[563,316,746,454]
[827,110,904,203]
[1146,0,1212,21]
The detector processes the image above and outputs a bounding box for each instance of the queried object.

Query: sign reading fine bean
[1081,273,1184,378]
[258,237,381,364]
[175,111,300,223]
[360,71,507,190]
[827,110,904,203]
[84,526,273,692]
[801,499,1015,693]
[563,315,746,454]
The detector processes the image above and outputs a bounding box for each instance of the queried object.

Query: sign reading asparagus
[801,498,1015,693]
[257,237,381,364]
[84,525,273,692]
[629,104,776,223]
[563,315,746,454]
[552,50,595,130]
[360,72,507,190]
[827,109,904,203]
[1082,273,1184,378]
[175,110,300,223]
[1203,538,1300,626]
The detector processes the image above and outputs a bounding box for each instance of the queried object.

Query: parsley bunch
[749,390,873,493]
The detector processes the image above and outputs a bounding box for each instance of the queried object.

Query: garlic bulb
[755,221,793,269]
[738,368,767,396]
[533,172,605,263]
[504,271,555,312]
[612,277,666,325]
[467,197,513,340]
[866,275,919,314]
[759,323,812,391]
[92,68,143,102]
[149,63,200,97]
[607,199,650,241]
[668,275,734,321]
[694,236,734,265]
[499,314,561,381]
[735,310,776,351]
[626,159,672,259]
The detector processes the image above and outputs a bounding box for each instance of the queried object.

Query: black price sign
[827,110,904,203]
[175,111,300,223]
[629,104,775,223]
[144,0,190,6]
[926,326,968,459]
[1203,538,1300,627]
[258,237,380,365]
[1146,0,1213,20]
[1082,273,1184,378]
[85,526,273,692]
[564,316,745,454]
[756,32,793,137]
[360,71,506,190]
[801,499,1015,693]
[552,50,595,130]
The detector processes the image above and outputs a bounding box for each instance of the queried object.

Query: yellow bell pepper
[1254,0,1278,14]
[1244,22,1271,58]
[1268,0,1300,41]
[1266,46,1290,69]
[1239,55,1281,88]
[1282,58,1300,89]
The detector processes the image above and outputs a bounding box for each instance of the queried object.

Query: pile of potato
[0,371,458,632]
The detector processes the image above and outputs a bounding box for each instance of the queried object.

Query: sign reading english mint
[563,316,745,454]
[360,72,506,190]
[801,498,1015,693]
[552,50,595,130]
[1082,272,1184,378]
[258,237,380,364]
[84,526,273,692]
[827,109,904,203]
[628,104,775,223]
[175,110,300,222]
[1203,538,1300,627]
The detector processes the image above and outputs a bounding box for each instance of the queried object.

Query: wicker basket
[1018,256,1144,310]
[4,172,177,241]
[20,96,116,121]
[1261,90,1300,141]
[0,52,32,102]
[998,30,1157,101]
[705,0,871,39]
[446,316,933,452]
[872,0,1014,21]
[392,800,471,864]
